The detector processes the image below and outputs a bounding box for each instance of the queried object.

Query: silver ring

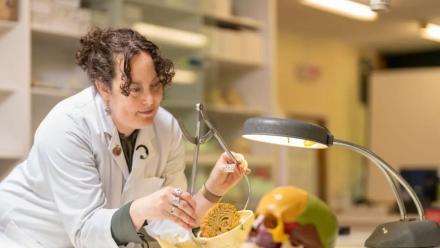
[170,206,176,215]
[174,187,183,196]
[223,164,235,173]
[171,195,180,207]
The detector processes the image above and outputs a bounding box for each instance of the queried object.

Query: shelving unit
[0,84,17,94]
[31,24,82,39]
[206,55,263,70]
[128,1,277,206]
[161,103,262,116]
[0,0,31,171]
[31,86,80,98]
[0,0,279,203]
[124,0,200,16]
[31,11,87,135]
[161,101,197,110]
[206,105,262,116]
[204,13,261,30]
[0,20,16,32]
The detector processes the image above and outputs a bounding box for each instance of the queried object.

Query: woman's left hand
[204,152,251,197]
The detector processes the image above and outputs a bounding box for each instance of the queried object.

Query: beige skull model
[255,186,308,243]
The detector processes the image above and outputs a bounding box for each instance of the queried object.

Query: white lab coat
[0,87,187,247]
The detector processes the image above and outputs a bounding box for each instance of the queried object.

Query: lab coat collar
[108,126,155,180]
[108,129,129,179]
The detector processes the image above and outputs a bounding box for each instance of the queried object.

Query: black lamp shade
[242,117,334,149]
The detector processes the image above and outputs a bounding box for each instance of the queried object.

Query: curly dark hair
[76,27,175,96]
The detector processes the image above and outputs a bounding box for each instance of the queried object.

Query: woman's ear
[95,80,111,101]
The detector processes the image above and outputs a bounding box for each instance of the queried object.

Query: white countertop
[335,208,399,248]
[336,231,371,248]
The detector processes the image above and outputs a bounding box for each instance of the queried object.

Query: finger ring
[223,164,235,173]
[170,206,176,215]
[171,195,180,207]
[174,187,183,196]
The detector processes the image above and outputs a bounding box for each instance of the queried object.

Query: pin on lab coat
[0,87,187,247]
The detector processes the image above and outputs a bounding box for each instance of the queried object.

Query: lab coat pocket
[122,177,165,204]
[3,221,43,248]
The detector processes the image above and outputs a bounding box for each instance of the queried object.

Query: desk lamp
[242,117,440,248]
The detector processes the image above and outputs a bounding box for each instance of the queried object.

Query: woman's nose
[142,90,154,106]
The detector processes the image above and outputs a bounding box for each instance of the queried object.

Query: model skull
[248,186,338,248]
[255,186,307,242]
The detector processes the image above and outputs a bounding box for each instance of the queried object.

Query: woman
[0,28,249,247]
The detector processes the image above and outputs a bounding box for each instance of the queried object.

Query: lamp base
[364,219,440,248]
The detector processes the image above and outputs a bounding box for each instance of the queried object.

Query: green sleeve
[111,201,154,245]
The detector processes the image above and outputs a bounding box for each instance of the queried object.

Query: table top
[336,231,371,248]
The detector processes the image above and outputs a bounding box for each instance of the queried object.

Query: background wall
[276,28,368,208]
[368,68,440,204]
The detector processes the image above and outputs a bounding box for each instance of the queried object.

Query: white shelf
[31,86,79,98]
[31,24,83,51]
[126,0,199,15]
[31,23,82,39]
[206,105,262,116]
[207,55,263,69]
[0,84,17,93]
[204,14,261,30]
[125,0,261,30]
[185,153,274,167]
[0,20,16,32]
[132,22,207,49]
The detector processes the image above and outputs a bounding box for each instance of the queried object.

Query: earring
[105,102,111,114]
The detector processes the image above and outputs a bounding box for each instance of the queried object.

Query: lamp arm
[333,139,424,221]
[333,139,406,220]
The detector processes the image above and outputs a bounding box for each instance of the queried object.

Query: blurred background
[2,0,440,243]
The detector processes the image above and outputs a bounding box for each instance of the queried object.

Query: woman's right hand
[130,186,197,231]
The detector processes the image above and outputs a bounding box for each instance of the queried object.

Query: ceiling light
[421,23,440,43]
[301,0,378,21]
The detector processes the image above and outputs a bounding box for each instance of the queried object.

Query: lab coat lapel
[132,126,156,177]
[121,126,157,202]
[108,128,129,180]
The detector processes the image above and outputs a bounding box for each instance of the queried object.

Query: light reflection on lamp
[243,117,440,248]
[243,134,327,149]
